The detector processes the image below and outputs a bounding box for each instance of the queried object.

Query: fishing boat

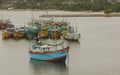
[2,32,13,39]
[64,33,80,41]
[0,22,7,30]
[38,31,48,38]
[2,24,15,39]
[48,27,61,39]
[25,22,41,39]
[29,40,69,62]
[25,29,37,39]
[13,27,26,39]
[50,32,60,39]
[0,19,11,30]
[61,30,67,37]
[64,26,80,41]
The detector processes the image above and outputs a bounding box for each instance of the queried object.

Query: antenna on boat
[62,15,65,22]
[52,16,54,23]
[46,11,48,21]
[76,25,77,34]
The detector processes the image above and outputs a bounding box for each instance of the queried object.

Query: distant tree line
[1,0,120,13]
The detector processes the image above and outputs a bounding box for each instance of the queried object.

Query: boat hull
[30,55,66,62]
[13,32,25,39]
[64,34,80,41]
[50,33,60,39]
[2,32,13,39]
[29,47,69,62]
[25,29,37,39]
[0,23,7,30]
[38,31,48,38]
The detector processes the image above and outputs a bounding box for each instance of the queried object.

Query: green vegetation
[1,0,120,13]
[104,3,113,15]
[112,2,120,12]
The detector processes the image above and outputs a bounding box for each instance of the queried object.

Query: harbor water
[0,10,120,75]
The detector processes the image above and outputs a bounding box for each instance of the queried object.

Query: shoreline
[1,9,120,17]
[40,14,120,17]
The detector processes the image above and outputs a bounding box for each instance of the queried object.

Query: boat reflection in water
[29,59,68,75]
[67,40,80,49]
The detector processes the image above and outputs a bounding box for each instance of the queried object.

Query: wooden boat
[29,41,69,62]
[50,33,60,39]
[13,27,25,39]
[2,24,15,39]
[2,32,13,39]
[13,32,25,39]
[61,30,67,37]
[38,31,48,38]
[64,33,80,41]
[0,22,7,30]
[0,19,11,30]
[48,27,61,39]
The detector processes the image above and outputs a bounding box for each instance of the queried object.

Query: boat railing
[32,41,65,52]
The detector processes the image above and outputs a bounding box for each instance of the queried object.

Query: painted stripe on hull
[31,56,66,62]
[29,49,68,59]
[29,49,69,62]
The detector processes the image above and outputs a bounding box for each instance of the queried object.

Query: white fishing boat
[64,26,80,41]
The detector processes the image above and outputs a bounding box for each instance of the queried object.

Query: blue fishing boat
[29,40,69,62]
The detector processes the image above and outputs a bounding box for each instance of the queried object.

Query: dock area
[40,12,120,17]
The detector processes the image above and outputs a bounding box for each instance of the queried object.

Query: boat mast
[55,39,57,50]
[76,25,77,34]
[31,9,34,23]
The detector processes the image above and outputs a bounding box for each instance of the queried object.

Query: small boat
[2,32,13,39]
[61,30,67,37]
[2,24,15,39]
[64,26,80,41]
[25,22,41,39]
[48,27,61,39]
[29,40,69,62]
[38,31,48,38]
[0,22,7,30]
[50,33,60,39]
[0,19,11,30]
[64,33,80,41]
[13,32,25,39]
[25,29,37,39]
[13,27,25,39]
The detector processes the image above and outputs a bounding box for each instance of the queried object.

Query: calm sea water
[0,10,120,75]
